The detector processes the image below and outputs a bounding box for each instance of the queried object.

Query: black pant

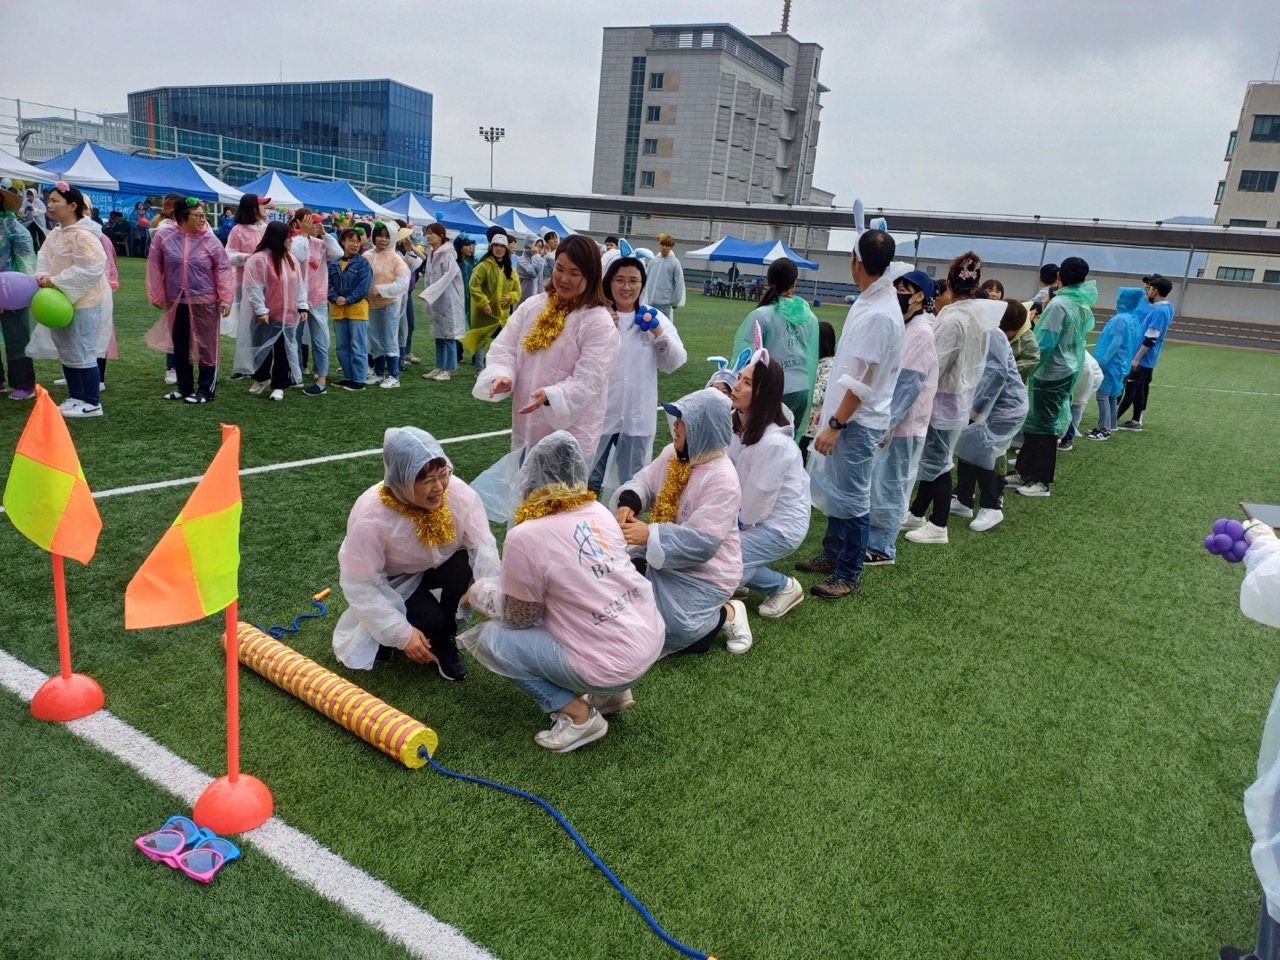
[956,459,1001,509]
[0,310,35,391]
[172,304,217,398]
[403,550,473,651]
[1017,433,1058,485]
[910,473,953,527]
[254,336,291,390]
[1117,366,1154,422]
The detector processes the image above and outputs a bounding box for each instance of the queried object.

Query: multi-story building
[1205,81,1280,284]
[590,23,833,248]
[17,112,129,163]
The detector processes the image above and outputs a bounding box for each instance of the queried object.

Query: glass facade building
[127,80,433,191]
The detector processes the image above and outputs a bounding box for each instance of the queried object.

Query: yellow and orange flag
[125,424,242,630]
[2,385,101,564]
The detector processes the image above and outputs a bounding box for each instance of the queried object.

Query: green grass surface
[1,258,1278,959]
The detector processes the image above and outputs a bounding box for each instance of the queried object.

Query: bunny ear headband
[708,322,768,376]
[851,197,889,260]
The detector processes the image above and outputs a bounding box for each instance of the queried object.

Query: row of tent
[0,142,819,268]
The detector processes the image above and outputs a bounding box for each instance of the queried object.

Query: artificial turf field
[1,257,1278,960]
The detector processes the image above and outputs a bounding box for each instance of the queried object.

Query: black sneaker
[432,639,468,681]
[341,381,366,392]
[811,575,860,599]
[795,554,837,574]
[230,372,247,380]
[184,392,213,404]
[1058,437,1074,451]
[1084,428,1109,441]
[303,383,327,396]
[1117,420,1143,432]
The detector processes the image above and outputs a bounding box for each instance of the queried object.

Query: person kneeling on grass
[727,356,809,618]
[610,387,751,654]
[333,427,500,678]
[461,432,665,754]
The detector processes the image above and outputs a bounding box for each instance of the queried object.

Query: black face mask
[897,292,915,316]
[1145,292,1157,304]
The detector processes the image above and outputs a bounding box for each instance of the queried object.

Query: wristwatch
[828,416,847,431]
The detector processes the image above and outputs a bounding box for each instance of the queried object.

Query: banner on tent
[84,192,147,216]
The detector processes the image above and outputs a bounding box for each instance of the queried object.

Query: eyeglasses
[135,816,242,884]
[416,466,454,489]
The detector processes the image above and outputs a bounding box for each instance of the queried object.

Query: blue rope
[254,597,329,640]
[419,746,714,960]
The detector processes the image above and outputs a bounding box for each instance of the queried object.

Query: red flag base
[30,673,104,722]
[193,774,274,835]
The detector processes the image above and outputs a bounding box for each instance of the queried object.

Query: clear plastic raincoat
[224,221,267,337]
[31,218,110,368]
[730,419,810,549]
[334,427,501,670]
[734,296,820,437]
[419,244,467,340]
[364,246,410,362]
[1024,280,1097,436]
[144,225,234,365]
[597,306,687,456]
[611,388,742,649]
[235,250,307,382]
[955,331,1029,470]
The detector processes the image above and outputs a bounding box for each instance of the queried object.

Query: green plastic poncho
[1023,280,1097,436]
[733,296,819,439]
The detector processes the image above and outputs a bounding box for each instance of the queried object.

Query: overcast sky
[7,0,1280,226]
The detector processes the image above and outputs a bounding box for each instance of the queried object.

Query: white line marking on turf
[0,648,496,960]
[1160,385,1280,397]
[0,428,513,515]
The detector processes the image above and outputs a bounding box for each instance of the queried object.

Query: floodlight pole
[478,125,506,217]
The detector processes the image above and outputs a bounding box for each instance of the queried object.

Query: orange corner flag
[2,385,102,564]
[125,424,242,630]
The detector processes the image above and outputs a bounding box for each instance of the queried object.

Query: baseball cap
[897,269,936,301]
[1142,274,1173,296]
[660,401,683,419]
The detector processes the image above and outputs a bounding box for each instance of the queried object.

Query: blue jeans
[333,319,368,384]
[740,524,796,595]
[435,338,460,371]
[589,433,651,492]
[821,513,871,582]
[468,623,629,713]
[63,364,100,406]
[400,295,415,361]
[1095,391,1119,432]
[301,303,330,378]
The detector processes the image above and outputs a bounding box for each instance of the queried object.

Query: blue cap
[661,402,683,419]
[898,270,935,301]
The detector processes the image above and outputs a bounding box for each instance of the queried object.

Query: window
[1265,270,1280,284]
[1251,115,1280,142]
[1238,170,1279,192]
[640,171,656,188]
[646,105,661,122]
[649,73,664,90]
[1216,180,1226,203]
[643,138,658,155]
[1216,266,1256,282]
[1226,130,1238,158]
[1228,218,1268,227]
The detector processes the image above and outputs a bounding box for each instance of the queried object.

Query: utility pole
[478,126,505,217]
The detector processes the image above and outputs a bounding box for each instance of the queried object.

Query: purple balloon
[1214,533,1235,552]
[0,271,38,310]
[1227,543,1249,563]
[1204,534,1219,553]
[1224,520,1246,540]
[1213,518,1230,536]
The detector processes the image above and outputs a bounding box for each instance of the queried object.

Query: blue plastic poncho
[955,331,1028,470]
[1093,287,1148,397]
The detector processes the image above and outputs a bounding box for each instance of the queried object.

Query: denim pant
[589,433,650,492]
[435,338,460,371]
[740,524,796,595]
[822,513,871,583]
[333,319,368,384]
[62,364,101,406]
[469,623,629,713]
[400,295,415,361]
[300,303,329,378]
[1254,895,1280,960]
[372,354,402,379]
[1095,391,1119,432]
[1065,401,1085,440]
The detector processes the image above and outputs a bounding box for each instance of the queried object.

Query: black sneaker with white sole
[432,638,468,681]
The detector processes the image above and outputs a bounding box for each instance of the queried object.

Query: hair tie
[184,197,200,208]
[54,181,70,192]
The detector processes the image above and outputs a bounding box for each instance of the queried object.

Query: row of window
[1215,266,1280,283]
[1239,169,1279,192]
[1227,218,1280,228]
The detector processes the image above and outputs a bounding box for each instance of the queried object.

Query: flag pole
[225,602,239,783]
[29,553,104,722]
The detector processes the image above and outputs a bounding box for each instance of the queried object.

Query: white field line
[0,649,496,960]
[0,427,513,515]
[1159,384,1280,398]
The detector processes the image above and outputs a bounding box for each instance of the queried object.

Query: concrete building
[1205,81,1280,284]
[589,23,834,249]
[17,112,129,163]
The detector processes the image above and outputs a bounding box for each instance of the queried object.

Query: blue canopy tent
[430,199,493,234]
[236,171,396,218]
[493,209,572,239]
[382,191,438,223]
[684,236,819,271]
[38,143,242,203]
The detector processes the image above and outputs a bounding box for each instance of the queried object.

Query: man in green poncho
[1007,256,1096,498]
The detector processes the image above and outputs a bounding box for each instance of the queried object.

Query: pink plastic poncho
[473,293,620,463]
[93,221,119,359]
[297,233,342,308]
[233,250,307,379]
[224,221,267,336]
[889,315,939,440]
[144,225,233,365]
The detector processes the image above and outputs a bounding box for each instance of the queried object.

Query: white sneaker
[58,397,78,412]
[54,377,67,386]
[1003,473,1027,490]
[269,388,284,402]
[422,368,443,380]
[970,508,1004,532]
[533,708,608,753]
[905,522,949,544]
[583,689,635,716]
[379,376,400,389]
[949,497,974,519]
[99,382,106,391]
[435,370,452,381]
[62,400,102,418]
[249,380,268,395]
[899,512,927,533]
[367,373,384,385]
[1017,482,1051,498]
[758,577,804,618]
[721,598,753,653]
[164,369,178,385]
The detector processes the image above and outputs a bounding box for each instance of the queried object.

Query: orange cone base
[193,775,274,835]
[30,673,104,722]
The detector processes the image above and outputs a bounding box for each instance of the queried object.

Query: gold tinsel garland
[378,485,456,547]
[514,484,597,525]
[522,291,571,353]
[649,458,693,524]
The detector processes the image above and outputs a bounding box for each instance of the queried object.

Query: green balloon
[31,287,75,328]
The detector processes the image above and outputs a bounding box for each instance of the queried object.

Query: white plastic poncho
[1238,535,1280,921]
[729,420,810,549]
[333,427,501,670]
[1072,351,1104,407]
[955,331,1029,471]
[599,307,687,441]
[419,245,467,340]
[30,219,111,368]
[612,388,742,647]
[234,250,306,381]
